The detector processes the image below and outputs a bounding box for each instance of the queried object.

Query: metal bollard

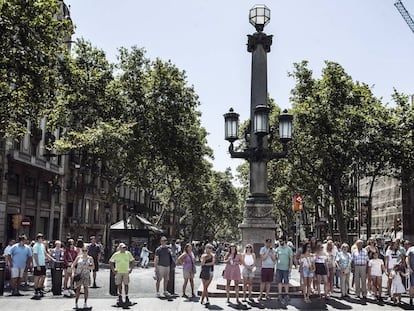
[0,260,5,296]
[109,269,117,296]
[51,261,63,295]
[167,260,176,295]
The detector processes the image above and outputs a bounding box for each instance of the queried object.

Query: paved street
[0,263,413,310]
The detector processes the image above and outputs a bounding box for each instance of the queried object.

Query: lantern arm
[268,143,289,160]
[249,131,289,162]
[228,142,249,159]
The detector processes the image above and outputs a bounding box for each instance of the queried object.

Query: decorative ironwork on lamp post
[224,5,293,246]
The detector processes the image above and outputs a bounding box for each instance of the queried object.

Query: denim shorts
[275,269,289,284]
[242,267,255,279]
[302,267,314,278]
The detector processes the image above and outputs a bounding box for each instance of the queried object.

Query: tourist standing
[140,243,152,268]
[63,239,78,297]
[72,245,94,309]
[241,244,256,302]
[275,236,294,304]
[368,250,385,301]
[385,240,402,297]
[315,243,329,298]
[223,243,242,304]
[177,243,196,298]
[336,243,352,298]
[390,262,408,304]
[109,242,135,306]
[87,236,101,288]
[351,239,369,299]
[326,240,337,294]
[7,234,32,296]
[365,237,378,294]
[258,238,276,300]
[299,242,315,303]
[32,233,55,298]
[154,236,173,297]
[199,243,215,306]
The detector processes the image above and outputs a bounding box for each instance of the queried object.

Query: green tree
[0,0,72,138]
[187,168,242,241]
[288,60,387,242]
[118,46,212,194]
[54,39,133,209]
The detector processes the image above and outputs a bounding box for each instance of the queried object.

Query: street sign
[292,194,303,212]
[21,217,31,227]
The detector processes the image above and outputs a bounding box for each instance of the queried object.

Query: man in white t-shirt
[258,238,276,300]
[385,240,402,297]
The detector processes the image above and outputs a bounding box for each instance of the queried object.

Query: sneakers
[62,289,70,297]
[74,304,78,309]
[164,291,171,297]
[69,289,76,296]
[156,292,161,298]
[83,303,88,309]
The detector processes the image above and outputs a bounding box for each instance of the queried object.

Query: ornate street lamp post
[224,5,293,247]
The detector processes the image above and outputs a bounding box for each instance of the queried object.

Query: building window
[94,202,100,223]
[67,202,73,218]
[85,199,90,224]
[25,177,36,199]
[8,173,19,195]
[41,182,50,201]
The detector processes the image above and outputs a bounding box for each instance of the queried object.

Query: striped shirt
[351,248,369,266]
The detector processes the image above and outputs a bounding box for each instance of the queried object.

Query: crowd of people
[163,235,414,307]
[2,233,103,309]
[2,233,414,308]
[294,236,414,306]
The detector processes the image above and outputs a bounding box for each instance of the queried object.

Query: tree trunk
[331,179,348,243]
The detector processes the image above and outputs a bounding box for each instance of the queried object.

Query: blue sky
[65,0,414,178]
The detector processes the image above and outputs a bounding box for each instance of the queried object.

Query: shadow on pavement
[240,296,357,310]
[205,303,224,310]
[227,301,252,310]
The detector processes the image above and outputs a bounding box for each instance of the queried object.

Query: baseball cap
[119,243,127,248]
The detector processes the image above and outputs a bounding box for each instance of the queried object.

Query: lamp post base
[239,194,277,248]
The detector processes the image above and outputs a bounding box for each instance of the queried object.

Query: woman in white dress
[390,262,408,304]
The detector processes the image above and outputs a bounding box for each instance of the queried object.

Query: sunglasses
[246,246,252,249]
[82,249,88,252]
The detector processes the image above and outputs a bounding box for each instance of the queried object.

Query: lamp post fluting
[224,5,292,247]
